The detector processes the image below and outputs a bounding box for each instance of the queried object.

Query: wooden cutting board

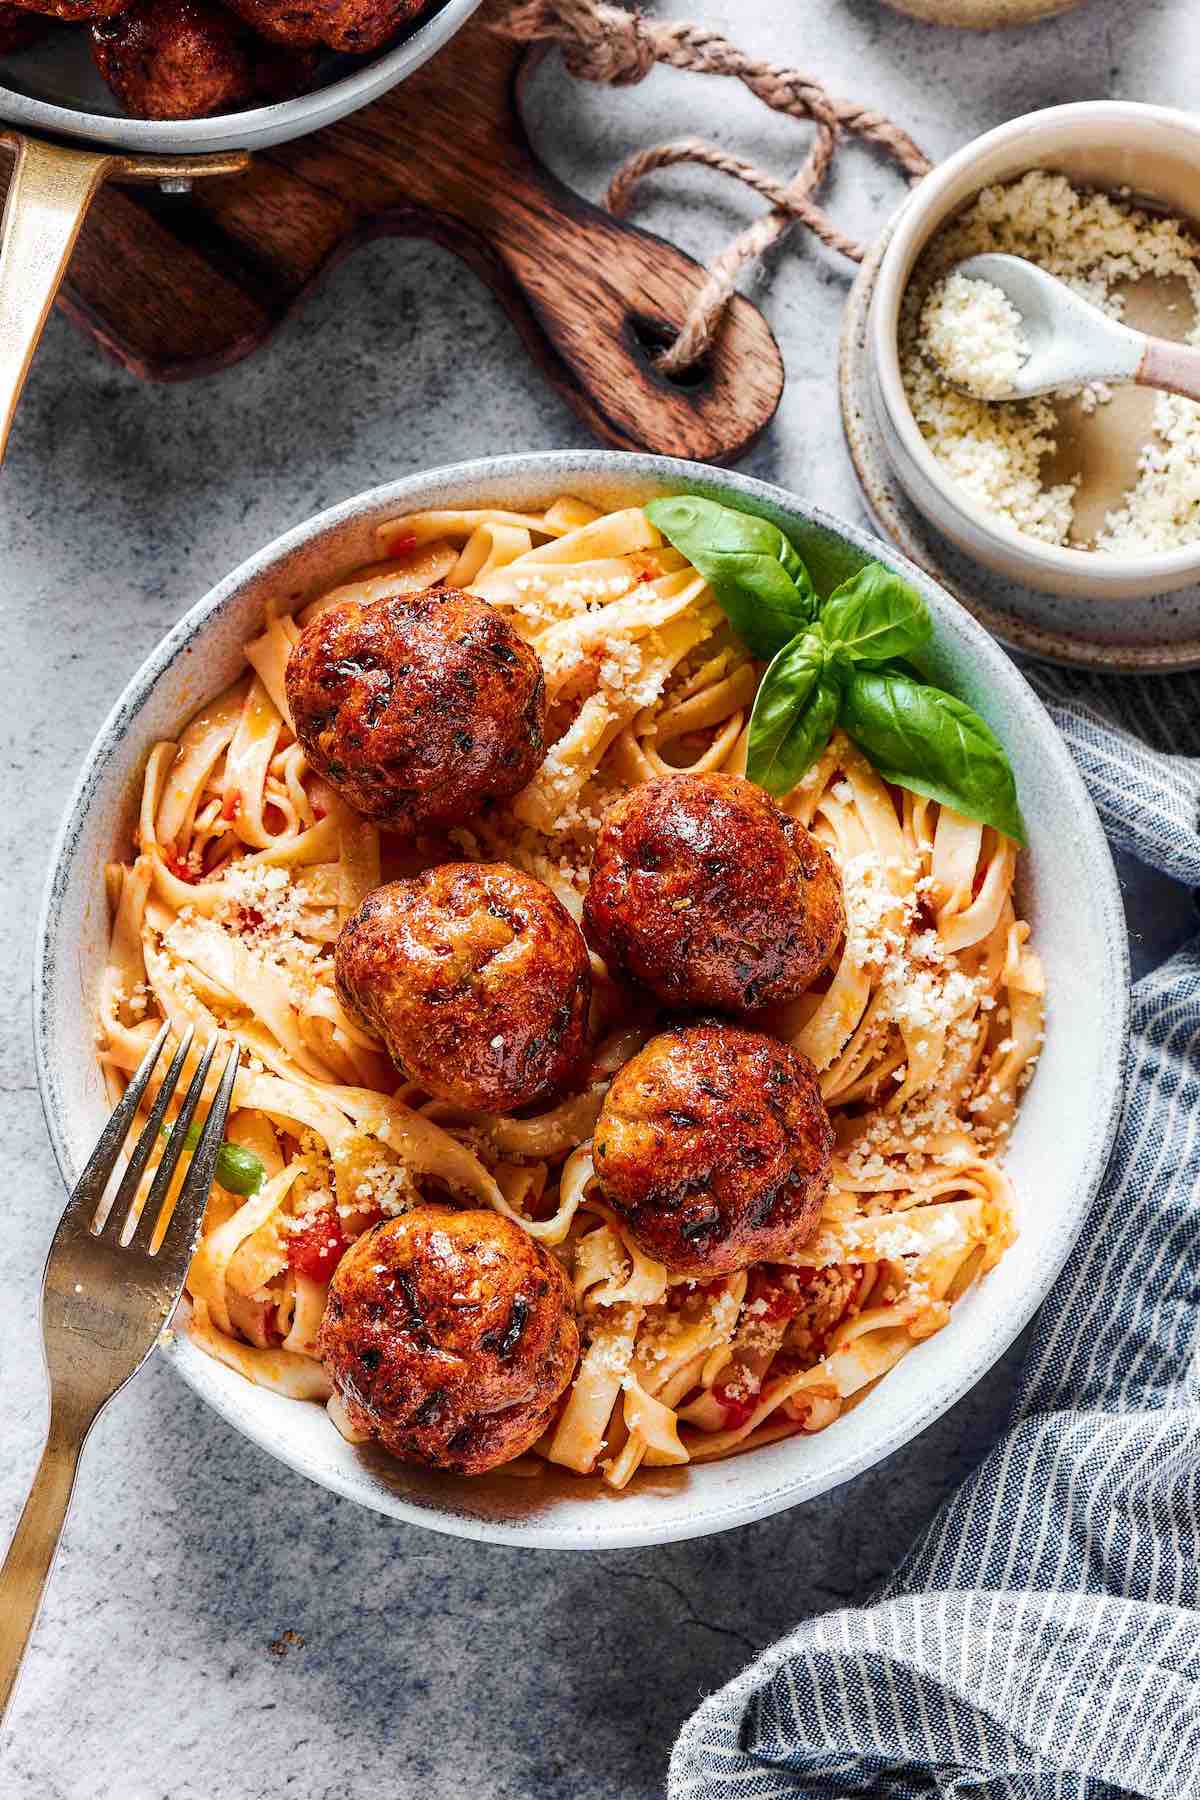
[0,0,784,463]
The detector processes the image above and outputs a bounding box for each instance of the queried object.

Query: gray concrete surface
[2,1,1197,1795]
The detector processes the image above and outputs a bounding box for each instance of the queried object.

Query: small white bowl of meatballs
[35,450,1128,1548]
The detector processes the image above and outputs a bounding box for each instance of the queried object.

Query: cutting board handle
[461,133,783,462]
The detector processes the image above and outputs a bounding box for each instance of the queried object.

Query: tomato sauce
[287,1208,348,1281]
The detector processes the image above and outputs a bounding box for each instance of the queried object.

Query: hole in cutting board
[627,315,711,390]
[1039,273,1196,546]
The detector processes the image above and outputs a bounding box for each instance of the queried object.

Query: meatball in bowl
[0,0,482,123]
[287,584,546,834]
[335,862,592,1112]
[584,772,844,1013]
[319,1205,579,1475]
[90,0,319,119]
[594,1021,834,1278]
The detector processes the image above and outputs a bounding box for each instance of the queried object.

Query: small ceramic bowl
[35,452,1128,1549]
[870,102,1200,601]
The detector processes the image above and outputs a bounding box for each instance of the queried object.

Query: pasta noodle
[97,496,1043,1491]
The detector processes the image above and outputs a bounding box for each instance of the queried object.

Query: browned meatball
[584,772,844,1014]
[317,1205,579,1475]
[221,0,422,54]
[593,1021,832,1278]
[91,0,314,118]
[336,863,592,1112]
[0,4,53,48]
[287,585,546,835]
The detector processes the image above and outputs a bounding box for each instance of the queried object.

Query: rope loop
[504,1,657,83]
[499,0,931,375]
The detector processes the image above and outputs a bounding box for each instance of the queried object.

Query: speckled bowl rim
[871,101,1200,597]
[33,451,1130,1549]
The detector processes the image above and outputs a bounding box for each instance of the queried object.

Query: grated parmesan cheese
[348,1163,417,1218]
[921,272,1028,400]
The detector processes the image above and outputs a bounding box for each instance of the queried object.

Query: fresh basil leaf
[645,495,816,657]
[747,632,840,797]
[839,667,1026,844]
[820,563,933,665]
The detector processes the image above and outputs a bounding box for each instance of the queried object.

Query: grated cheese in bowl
[900,170,1200,555]
[920,272,1028,400]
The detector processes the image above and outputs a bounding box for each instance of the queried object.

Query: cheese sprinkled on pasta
[97,496,1042,1487]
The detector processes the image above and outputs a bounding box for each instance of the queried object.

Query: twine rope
[500,0,931,375]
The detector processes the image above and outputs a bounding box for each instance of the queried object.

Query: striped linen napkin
[671,667,1200,1800]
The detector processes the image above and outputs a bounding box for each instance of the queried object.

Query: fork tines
[82,1029,241,1258]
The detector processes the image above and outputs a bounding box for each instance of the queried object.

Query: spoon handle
[1136,335,1200,405]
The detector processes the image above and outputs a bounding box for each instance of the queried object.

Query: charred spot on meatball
[286,585,546,835]
[90,0,315,118]
[335,862,592,1113]
[583,771,844,1014]
[221,0,423,52]
[317,1205,580,1475]
[593,1021,833,1278]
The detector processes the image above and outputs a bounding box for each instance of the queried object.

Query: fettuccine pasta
[97,495,1042,1489]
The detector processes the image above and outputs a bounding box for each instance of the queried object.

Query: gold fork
[0,1023,240,1730]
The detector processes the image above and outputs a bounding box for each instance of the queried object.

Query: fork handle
[0,1410,90,1732]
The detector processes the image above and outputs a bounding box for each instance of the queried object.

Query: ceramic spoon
[947,252,1200,402]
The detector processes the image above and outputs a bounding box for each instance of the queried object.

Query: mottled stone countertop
[3,2,1196,1795]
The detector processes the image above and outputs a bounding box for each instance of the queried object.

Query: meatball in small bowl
[593,1020,833,1278]
[318,1205,580,1476]
[583,771,844,1014]
[222,0,426,52]
[335,862,592,1113]
[286,584,546,835]
[91,0,316,120]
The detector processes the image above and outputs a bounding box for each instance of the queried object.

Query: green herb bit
[162,1120,266,1196]
[818,563,932,665]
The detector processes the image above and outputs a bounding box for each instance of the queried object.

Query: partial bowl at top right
[870,102,1200,602]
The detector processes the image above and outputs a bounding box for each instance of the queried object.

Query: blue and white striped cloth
[672,667,1200,1800]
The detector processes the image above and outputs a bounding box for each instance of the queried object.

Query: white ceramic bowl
[870,102,1200,602]
[34,451,1129,1548]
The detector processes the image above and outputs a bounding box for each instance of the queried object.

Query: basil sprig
[646,496,1025,844]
